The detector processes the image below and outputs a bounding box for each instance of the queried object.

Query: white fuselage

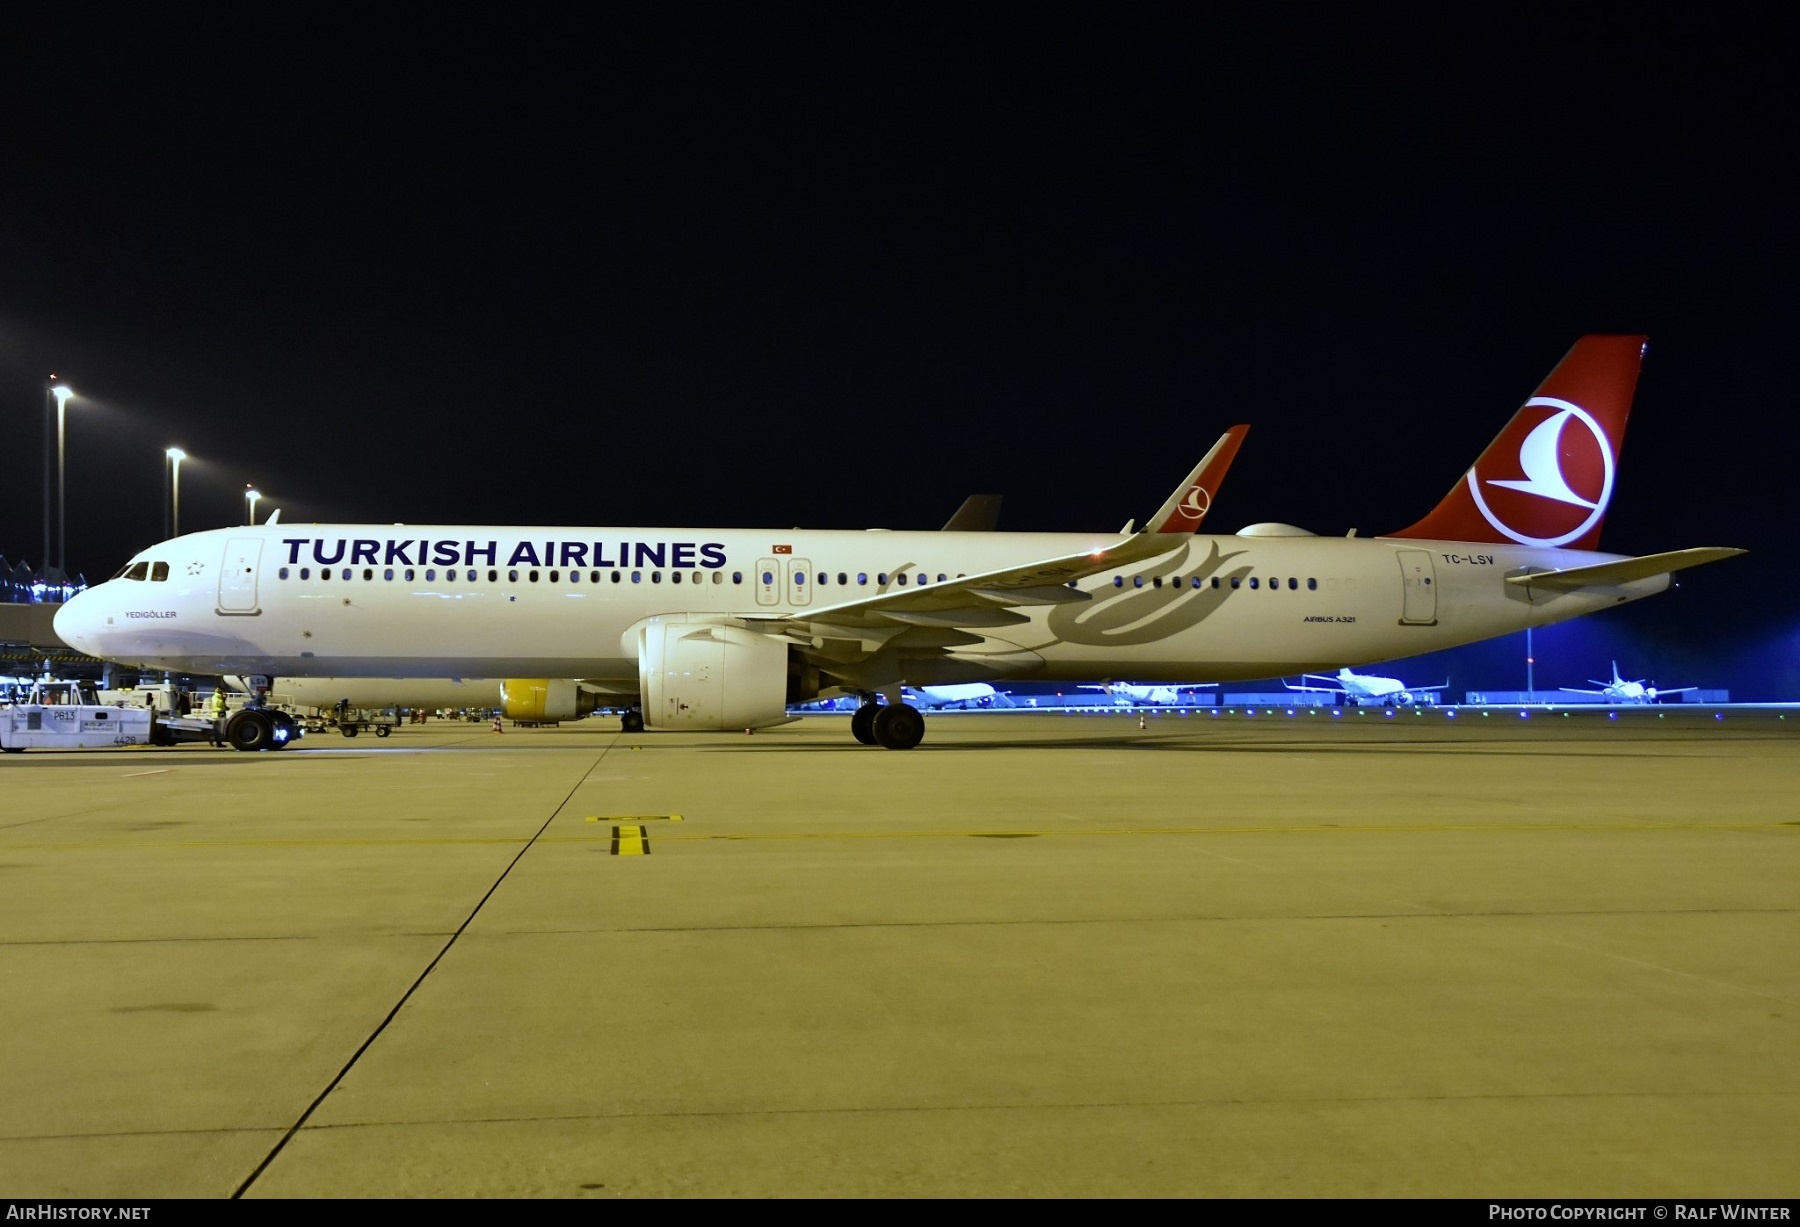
[54,523,1665,687]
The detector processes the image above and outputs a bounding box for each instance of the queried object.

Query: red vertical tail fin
[1386,335,1646,548]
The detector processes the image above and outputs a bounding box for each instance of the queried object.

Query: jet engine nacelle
[500,679,597,723]
[634,616,790,731]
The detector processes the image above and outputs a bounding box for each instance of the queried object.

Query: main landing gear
[620,709,645,734]
[849,697,925,750]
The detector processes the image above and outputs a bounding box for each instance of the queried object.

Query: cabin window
[732,572,743,584]
[1113,576,1123,587]
[425,569,436,582]
[1288,577,1298,590]
[878,573,889,585]
[1249,577,1259,589]
[384,568,395,581]
[611,571,621,583]
[528,570,539,583]
[1133,577,1144,588]
[549,570,559,583]
[320,569,332,581]
[794,572,806,585]
[761,570,773,585]
[487,569,498,583]
[818,572,828,586]
[508,569,519,582]
[837,572,848,585]
[895,573,907,586]
[713,571,723,584]
[405,569,415,581]
[1153,577,1163,588]
[363,568,374,581]
[278,567,289,580]
[858,573,868,585]
[632,571,642,584]
[652,571,662,584]
[300,567,311,580]
[1307,577,1317,590]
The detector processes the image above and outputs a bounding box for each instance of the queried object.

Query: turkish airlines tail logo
[1387,335,1645,550]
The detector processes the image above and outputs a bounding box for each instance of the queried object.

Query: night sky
[3,9,1794,695]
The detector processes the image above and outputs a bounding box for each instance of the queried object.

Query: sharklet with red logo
[1385,335,1645,550]
[1147,424,1250,534]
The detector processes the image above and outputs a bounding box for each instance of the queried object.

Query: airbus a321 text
[55,337,1742,750]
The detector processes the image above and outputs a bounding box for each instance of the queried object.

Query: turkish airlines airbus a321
[55,337,1739,750]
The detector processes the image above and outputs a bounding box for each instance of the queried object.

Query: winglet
[1145,425,1250,534]
[941,495,1002,532]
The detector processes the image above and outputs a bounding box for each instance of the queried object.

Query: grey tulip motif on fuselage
[1043,539,1251,647]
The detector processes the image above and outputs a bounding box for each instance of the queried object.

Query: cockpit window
[150,562,169,582]
[124,562,150,581]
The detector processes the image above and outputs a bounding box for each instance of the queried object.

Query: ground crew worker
[209,687,228,746]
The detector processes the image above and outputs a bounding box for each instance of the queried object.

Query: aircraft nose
[52,587,102,654]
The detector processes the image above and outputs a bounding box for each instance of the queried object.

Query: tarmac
[1,707,1796,1199]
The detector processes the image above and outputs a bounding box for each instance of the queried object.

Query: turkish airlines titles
[278,537,730,571]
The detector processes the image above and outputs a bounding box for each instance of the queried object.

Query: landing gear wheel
[872,702,925,750]
[227,710,273,752]
[375,725,391,738]
[850,703,880,745]
[340,724,360,738]
[620,710,645,734]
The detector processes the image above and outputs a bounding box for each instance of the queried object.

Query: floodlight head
[51,384,74,407]
[166,447,186,462]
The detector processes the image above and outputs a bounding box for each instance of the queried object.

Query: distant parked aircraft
[1079,682,1216,706]
[1560,662,1696,705]
[1284,667,1449,707]
[905,683,1013,709]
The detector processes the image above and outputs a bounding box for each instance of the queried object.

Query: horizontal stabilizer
[1504,547,1745,591]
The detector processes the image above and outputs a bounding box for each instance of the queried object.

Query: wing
[741,435,1248,689]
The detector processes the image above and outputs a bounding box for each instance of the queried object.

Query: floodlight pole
[41,383,52,572]
[165,449,186,538]
[51,381,74,575]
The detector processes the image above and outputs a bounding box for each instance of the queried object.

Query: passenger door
[217,538,263,614]
[1396,549,1437,625]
